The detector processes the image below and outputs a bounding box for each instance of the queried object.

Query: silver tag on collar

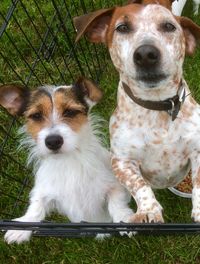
[178,85,186,103]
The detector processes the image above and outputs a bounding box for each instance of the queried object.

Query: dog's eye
[63,109,81,118]
[161,22,176,32]
[115,23,131,33]
[28,112,43,121]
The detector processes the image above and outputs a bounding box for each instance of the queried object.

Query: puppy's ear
[73,7,115,43]
[74,77,103,108]
[179,17,200,55]
[0,84,30,116]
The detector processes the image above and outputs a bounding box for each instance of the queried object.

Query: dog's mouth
[136,72,168,87]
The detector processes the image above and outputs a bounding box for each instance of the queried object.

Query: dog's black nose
[134,45,161,68]
[45,135,63,151]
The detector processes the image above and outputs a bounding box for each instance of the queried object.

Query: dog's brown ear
[0,84,30,116]
[179,17,200,55]
[73,8,115,43]
[74,77,103,107]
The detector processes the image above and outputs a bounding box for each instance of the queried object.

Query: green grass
[1,0,200,263]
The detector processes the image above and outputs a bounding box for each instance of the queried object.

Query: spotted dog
[74,3,200,223]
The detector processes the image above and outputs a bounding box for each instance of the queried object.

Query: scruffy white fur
[3,85,133,244]
[172,0,200,16]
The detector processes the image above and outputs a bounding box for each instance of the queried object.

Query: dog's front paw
[128,210,164,223]
[192,210,200,222]
[4,230,32,244]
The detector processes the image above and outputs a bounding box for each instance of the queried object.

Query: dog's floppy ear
[73,7,115,43]
[73,77,103,108]
[0,84,30,116]
[179,17,200,55]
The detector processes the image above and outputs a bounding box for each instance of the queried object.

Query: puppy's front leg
[111,157,164,223]
[4,193,46,244]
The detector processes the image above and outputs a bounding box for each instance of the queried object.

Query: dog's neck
[119,73,183,102]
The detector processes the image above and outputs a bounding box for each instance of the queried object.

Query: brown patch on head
[54,88,88,133]
[106,4,143,47]
[24,89,53,139]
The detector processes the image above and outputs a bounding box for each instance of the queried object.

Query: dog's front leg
[191,154,200,222]
[111,157,164,223]
[4,192,47,244]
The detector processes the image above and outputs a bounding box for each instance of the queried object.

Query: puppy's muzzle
[134,45,161,69]
[45,135,64,151]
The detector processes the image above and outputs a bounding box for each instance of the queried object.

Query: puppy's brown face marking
[54,88,88,133]
[25,86,88,140]
[25,90,52,139]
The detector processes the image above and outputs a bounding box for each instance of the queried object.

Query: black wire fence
[0,0,199,238]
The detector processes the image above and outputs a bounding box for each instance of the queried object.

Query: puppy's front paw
[128,210,164,223]
[4,230,32,244]
[95,233,111,240]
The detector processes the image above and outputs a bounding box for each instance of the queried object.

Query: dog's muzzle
[134,45,160,69]
[45,134,64,151]
[133,45,166,85]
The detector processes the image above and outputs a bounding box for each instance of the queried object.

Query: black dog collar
[122,81,185,121]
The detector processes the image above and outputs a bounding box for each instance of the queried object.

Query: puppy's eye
[161,22,176,32]
[28,112,43,121]
[63,109,81,118]
[115,23,131,33]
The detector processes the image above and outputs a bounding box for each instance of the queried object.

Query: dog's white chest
[34,155,112,222]
[110,99,200,189]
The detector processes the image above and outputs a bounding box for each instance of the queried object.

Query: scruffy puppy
[0,77,133,244]
[74,4,200,223]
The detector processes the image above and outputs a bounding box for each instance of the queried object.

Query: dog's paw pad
[128,211,164,223]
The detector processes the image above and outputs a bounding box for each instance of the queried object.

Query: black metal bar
[1,171,31,188]
[0,0,19,38]
[1,221,200,236]
[0,51,27,86]
[51,0,85,76]
[32,0,75,82]
[63,1,95,80]
[0,117,16,156]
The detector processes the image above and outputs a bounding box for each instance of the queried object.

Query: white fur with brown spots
[74,3,200,223]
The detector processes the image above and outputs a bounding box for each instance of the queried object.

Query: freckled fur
[106,5,200,223]
[72,4,200,223]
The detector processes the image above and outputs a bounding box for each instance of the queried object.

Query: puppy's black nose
[134,45,161,68]
[45,135,63,151]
